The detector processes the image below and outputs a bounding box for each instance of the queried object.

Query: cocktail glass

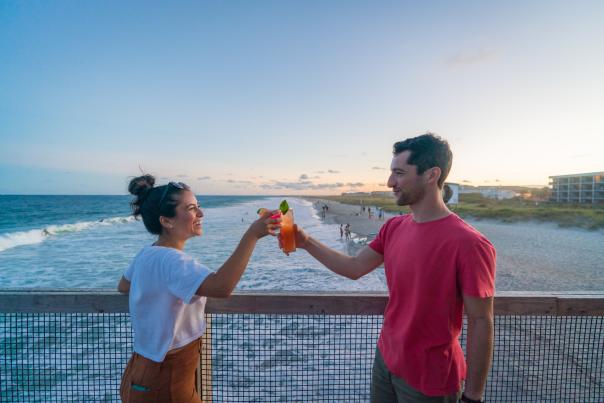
[280,209,296,253]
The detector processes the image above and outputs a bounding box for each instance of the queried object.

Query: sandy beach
[305,198,394,239]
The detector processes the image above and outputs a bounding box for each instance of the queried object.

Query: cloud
[327,170,339,174]
[197,176,211,180]
[372,166,386,170]
[257,175,366,191]
[301,174,322,179]
[261,180,350,191]
[315,171,324,174]
[177,174,189,178]
[446,48,498,66]
[226,179,254,185]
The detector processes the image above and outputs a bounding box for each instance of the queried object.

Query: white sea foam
[0,229,48,252]
[0,216,137,252]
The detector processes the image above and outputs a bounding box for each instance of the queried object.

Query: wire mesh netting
[1,313,132,402]
[1,313,603,402]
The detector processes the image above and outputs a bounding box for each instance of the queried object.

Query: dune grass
[313,193,604,230]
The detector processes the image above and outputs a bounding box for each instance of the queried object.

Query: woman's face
[163,190,204,239]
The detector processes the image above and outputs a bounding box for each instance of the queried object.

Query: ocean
[0,195,386,290]
[1,194,603,291]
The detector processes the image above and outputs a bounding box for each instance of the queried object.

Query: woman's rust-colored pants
[120,338,203,403]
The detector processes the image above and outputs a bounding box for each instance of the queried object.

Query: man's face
[386,151,426,206]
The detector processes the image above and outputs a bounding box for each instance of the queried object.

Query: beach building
[459,186,518,200]
[443,182,460,205]
[549,171,604,204]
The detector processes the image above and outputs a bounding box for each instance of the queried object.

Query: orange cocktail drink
[280,209,296,253]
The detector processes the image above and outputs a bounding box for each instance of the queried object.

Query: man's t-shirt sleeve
[458,237,496,298]
[369,216,398,255]
[162,251,213,303]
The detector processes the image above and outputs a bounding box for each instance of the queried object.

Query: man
[287,133,495,402]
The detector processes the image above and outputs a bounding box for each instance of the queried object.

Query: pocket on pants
[121,354,164,403]
[126,387,158,403]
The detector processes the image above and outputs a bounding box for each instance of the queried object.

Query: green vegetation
[314,193,604,231]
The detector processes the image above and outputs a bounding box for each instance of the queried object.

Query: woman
[118,174,280,402]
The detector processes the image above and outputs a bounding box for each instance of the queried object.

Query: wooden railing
[1,290,603,402]
[2,290,603,315]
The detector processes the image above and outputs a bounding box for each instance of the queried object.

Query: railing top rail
[1,290,603,316]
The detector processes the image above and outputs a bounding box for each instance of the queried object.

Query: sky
[1,0,603,195]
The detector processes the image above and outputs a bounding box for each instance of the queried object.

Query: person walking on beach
[118,175,280,403]
[283,134,495,402]
[340,224,344,239]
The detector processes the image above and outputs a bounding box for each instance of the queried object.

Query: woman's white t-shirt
[124,245,212,362]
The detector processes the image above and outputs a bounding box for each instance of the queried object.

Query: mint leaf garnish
[279,200,289,214]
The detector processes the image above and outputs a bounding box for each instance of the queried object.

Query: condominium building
[549,172,604,204]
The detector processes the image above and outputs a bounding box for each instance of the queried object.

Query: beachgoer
[118,175,280,403]
[282,134,495,402]
[345,223,351,240]
[340,224,344,239]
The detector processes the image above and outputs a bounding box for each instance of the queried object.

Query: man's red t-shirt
[369,213,496,396]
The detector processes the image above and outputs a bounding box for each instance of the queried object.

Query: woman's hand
[248,209,282,239]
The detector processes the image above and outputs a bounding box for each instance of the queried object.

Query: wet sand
[306,198,392,238]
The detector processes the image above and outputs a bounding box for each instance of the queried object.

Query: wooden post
[200,315,213,402]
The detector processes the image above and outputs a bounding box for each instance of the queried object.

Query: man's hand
[278,224,308,255]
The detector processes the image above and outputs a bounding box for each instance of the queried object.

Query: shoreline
[304,197,392,239]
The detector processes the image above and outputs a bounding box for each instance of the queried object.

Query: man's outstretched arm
[292,225,384,280]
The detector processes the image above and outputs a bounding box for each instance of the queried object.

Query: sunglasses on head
[158,181,189,209]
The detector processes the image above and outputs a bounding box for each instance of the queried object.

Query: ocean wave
[0,216,137,252]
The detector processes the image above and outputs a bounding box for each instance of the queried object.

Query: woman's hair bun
[128,175,155,217]
[128,174,155,197]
